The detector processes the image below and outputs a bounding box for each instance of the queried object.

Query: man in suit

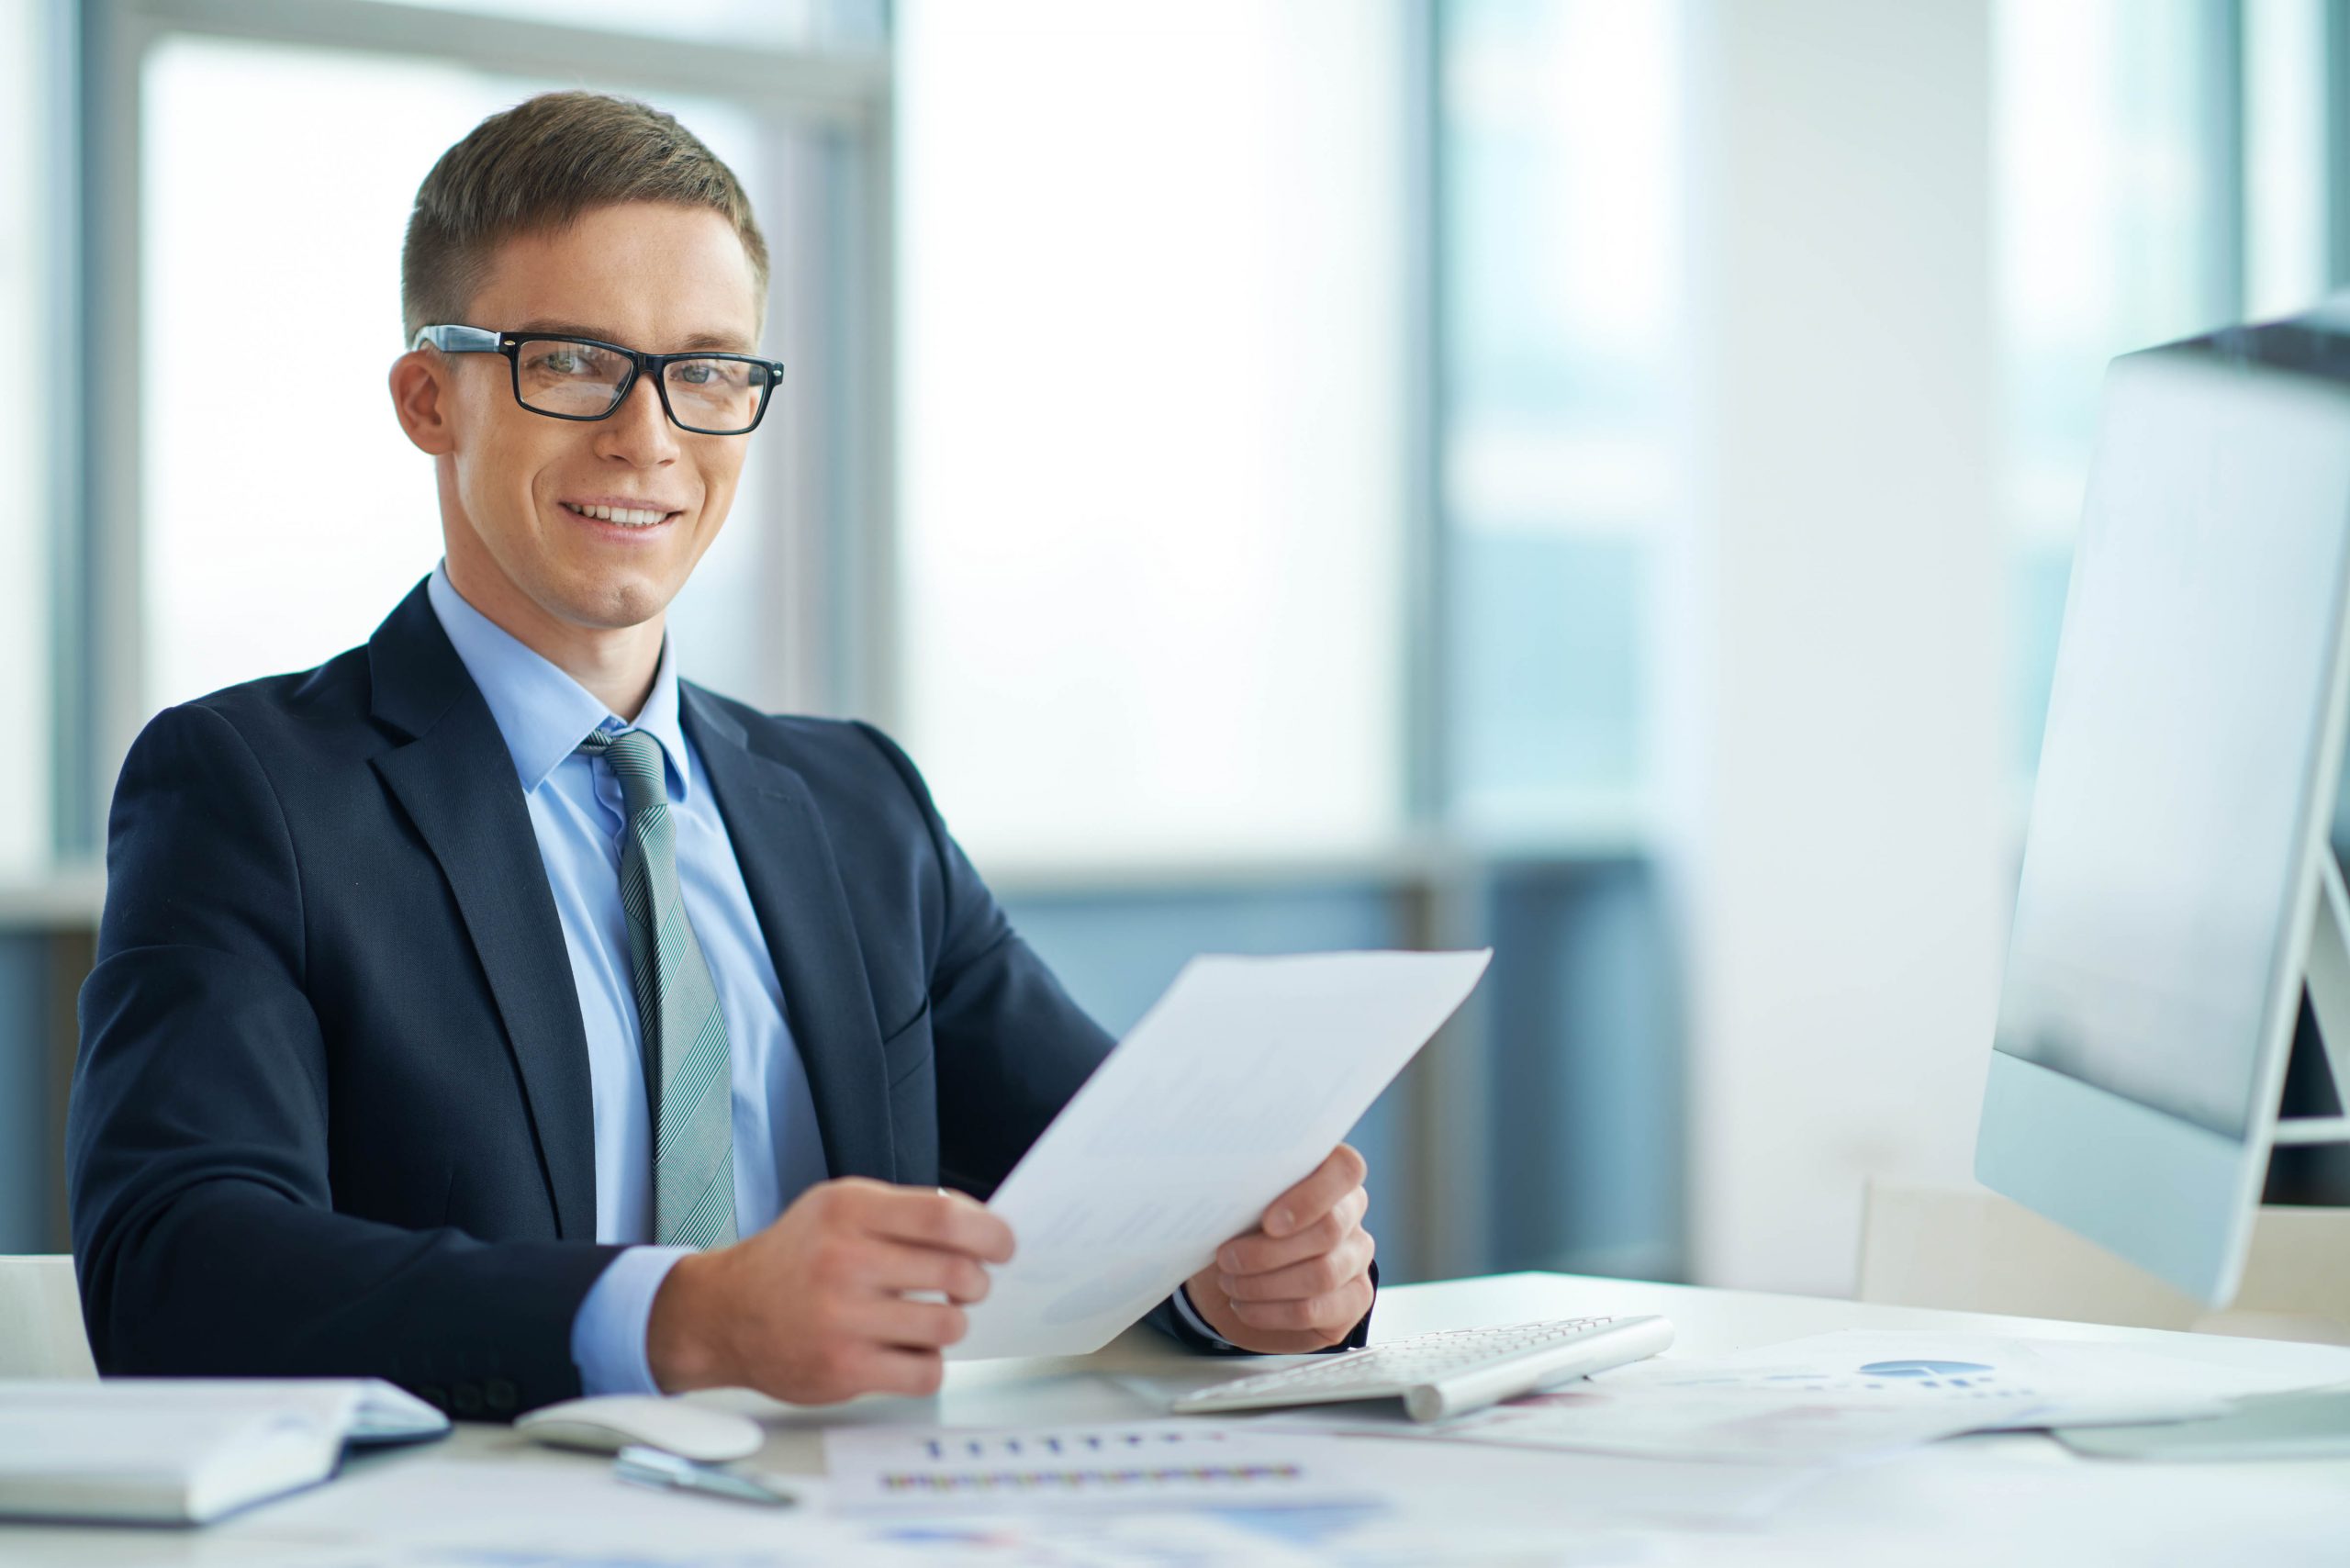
[67,92,1376,1417]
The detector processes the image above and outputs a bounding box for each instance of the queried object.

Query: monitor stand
[2229,841,2350,1349]
[2278,847,2350,1151]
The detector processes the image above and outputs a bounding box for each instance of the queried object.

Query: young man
[67,93,1375,1417]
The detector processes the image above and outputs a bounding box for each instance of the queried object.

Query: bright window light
[896,0,1408,867]
[140,37,775,715]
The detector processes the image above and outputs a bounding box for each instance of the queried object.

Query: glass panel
[140,36,784,716]
[395,0,884,50]
[1996,0,2235,778]
[897,0,1408,866]
[0,2,48,868]
[2244,0,2332,319]
[1440,0,1684,834]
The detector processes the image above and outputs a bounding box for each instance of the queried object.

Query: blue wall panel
[0,935,54,1252]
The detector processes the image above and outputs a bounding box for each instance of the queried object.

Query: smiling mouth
[560,501,682,529]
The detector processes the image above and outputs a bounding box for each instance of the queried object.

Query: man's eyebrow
[510,319,756,353]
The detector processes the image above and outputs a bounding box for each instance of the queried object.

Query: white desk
[7,1271,2348,1566]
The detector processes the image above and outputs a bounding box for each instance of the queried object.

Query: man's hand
[1181,1144,1375,1353]
[644,1177,1013,1403]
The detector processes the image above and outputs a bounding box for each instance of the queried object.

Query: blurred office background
[0,0,2343,1298]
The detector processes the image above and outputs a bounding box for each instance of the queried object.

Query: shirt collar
[425,562,691,801]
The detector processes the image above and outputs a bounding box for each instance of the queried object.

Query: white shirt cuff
[570,1245,695,1395]
[1171,1282,1241,1349]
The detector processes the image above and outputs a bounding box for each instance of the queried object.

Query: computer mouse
[516,1394,764,1462]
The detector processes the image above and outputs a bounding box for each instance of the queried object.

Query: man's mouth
[560,500,682,530]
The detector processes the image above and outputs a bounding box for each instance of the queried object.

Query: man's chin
[543,569,681,633]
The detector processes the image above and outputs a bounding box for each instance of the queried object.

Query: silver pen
[613,1444,800,1508]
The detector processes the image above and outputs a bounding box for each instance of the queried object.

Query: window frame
[67,0,896,857]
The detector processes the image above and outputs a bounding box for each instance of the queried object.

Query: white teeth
[565,502,669,527]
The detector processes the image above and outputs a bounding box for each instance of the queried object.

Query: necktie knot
[577,726,668,818]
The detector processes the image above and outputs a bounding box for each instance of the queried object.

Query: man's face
[431,200,764,633]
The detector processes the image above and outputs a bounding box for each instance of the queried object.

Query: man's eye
[536,350,585,375]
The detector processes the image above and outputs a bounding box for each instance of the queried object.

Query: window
[0,2,50,869]
[397,0,883,50]
[139,36,783,716]
[1995,0,2327,776]
[895,0,1409,867]
[1439,0,1684,838]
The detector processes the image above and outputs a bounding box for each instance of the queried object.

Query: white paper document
[1597,1329,2350,1432]
[1404,1383,1998,1465]
[951,949,1491,1361]
[823,1421,1365,1514]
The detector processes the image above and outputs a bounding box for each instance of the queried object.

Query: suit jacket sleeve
[849,722,1371,1354]
[68,703,621,1416]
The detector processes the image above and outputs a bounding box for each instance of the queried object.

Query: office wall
[1664,0,2007,1295]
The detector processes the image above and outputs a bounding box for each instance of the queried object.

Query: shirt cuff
[570,1245,694,1396]
[1170,1282,1241,1349]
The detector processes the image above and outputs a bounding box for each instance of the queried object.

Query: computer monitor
[1976,303,2350,1306]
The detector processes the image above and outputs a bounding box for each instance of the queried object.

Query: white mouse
[517,1394,764,1462]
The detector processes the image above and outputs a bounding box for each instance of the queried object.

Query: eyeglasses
[411,324,785,435]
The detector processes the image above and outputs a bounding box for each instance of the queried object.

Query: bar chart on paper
[822,1424,1364,1513]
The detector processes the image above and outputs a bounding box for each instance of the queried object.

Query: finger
[843,1345,947,1399]
[1219,1186,1369,1274]
[1227,1274,1375,1335]
[858,1238,993,1305]
[856,1294,970,1350]
[1260,1144,1369,1238]
[1220,1230,1375,1304]
[855,1184,1016,1262]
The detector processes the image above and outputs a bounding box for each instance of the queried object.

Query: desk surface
[8,1271,2349,1567]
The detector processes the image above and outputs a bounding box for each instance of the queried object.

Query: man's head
[390,93,770,651]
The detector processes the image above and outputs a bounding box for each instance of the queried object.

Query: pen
[613,1444,800,1508]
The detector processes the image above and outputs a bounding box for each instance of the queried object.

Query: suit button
[485,1379,518,1416]
[453,1383,485,1417]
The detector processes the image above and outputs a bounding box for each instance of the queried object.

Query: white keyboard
[1170,1314,1675,1423]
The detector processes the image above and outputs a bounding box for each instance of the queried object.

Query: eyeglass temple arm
[411,324,502,353]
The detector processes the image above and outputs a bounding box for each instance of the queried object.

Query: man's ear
[389,349,458,456]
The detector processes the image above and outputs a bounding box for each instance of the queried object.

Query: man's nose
[598,370,680,462]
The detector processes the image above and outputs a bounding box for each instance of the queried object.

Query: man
[67,92,1375,1417]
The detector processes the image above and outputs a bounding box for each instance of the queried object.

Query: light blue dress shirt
[425,566,830,1394]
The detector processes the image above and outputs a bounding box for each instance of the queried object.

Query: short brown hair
[400,91,769,342]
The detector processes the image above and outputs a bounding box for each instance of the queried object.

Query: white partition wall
[1666,0,2008,1296]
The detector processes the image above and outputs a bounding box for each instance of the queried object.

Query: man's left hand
[1182,1143,1375,1352]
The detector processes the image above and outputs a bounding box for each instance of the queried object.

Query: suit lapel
[366,584,599,1240]
[683,686,896,1182]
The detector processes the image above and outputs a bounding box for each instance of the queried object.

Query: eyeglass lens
[514,339,772,432]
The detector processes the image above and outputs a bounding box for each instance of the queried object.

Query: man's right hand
[643,1178,1013,1403]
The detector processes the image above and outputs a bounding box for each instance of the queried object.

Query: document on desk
[950,948,1491,1361]
[824,1421,1365,1514]
[1596,1330,2350,1430]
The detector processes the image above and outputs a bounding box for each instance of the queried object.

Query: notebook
[0,1378,449,1525]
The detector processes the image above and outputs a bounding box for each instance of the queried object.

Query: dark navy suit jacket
[69,580,1349,1419]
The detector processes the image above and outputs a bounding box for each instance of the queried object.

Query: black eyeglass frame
[410,323,787,435]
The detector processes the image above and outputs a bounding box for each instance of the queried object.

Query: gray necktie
[577,726,738,1249]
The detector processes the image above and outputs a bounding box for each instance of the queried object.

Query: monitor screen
[1994,321,2350,1142]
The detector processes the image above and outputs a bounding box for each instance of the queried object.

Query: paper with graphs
[950,949,1491,1361]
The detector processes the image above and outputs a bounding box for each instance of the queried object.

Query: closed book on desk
[0,1379,447,1525]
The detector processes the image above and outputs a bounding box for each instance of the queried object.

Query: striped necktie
[576,726,738,1249]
